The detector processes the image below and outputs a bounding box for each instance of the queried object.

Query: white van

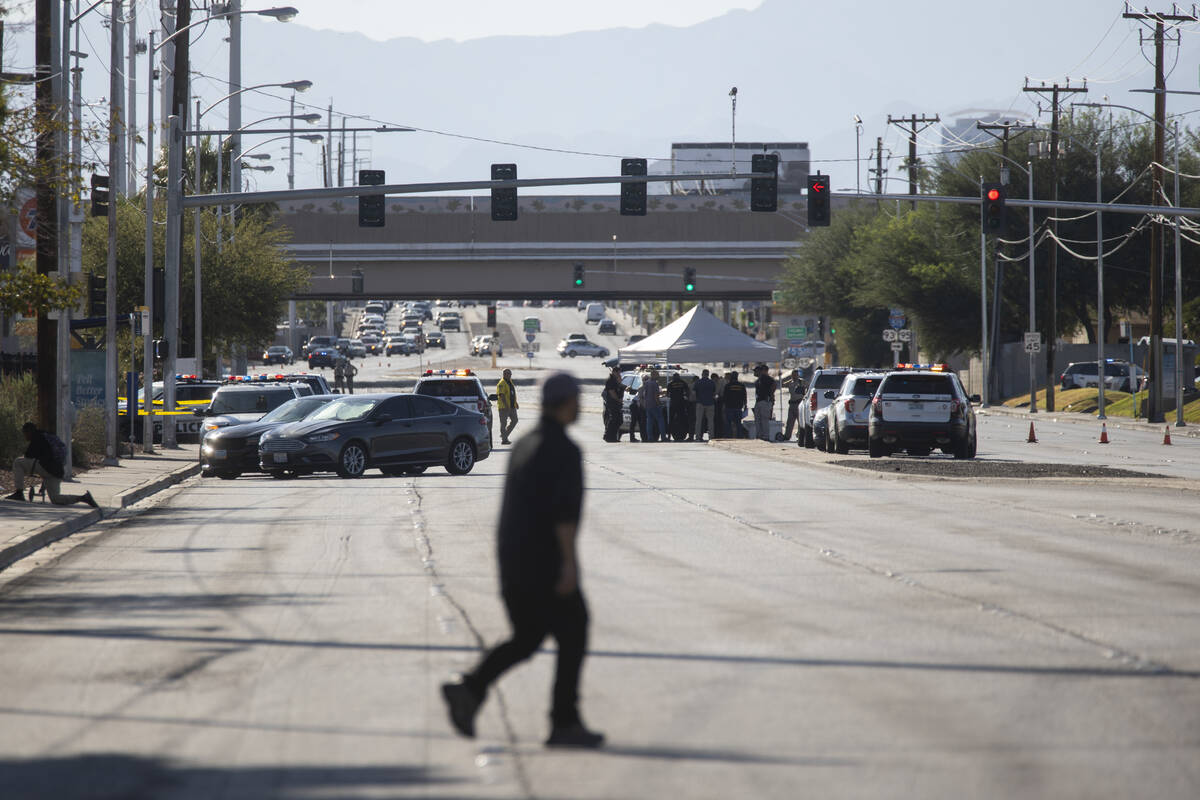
[585,303,605,324]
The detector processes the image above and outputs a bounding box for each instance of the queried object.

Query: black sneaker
[545,723,605,749]
[441,680,481,738]
[5,491,25,502]
[82,492,99,509]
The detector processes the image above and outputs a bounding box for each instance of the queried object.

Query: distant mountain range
[224,0,1193,194]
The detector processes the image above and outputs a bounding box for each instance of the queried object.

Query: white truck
[585,303,605,324]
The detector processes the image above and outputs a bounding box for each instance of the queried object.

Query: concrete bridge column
[288,300,297,355]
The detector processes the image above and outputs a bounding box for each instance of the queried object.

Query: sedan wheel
[336,442,368,478]
[568,351,577,358]
[446,438,476,475]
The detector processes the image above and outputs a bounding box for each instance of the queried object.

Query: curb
[979,403,1200,438]
[0,461,201,573]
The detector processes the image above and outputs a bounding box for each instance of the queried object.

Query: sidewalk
[978,403,1200,439]
[0,445,201,572]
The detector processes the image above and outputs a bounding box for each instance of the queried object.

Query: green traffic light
[685,283,695,292]
[574,279,583,287]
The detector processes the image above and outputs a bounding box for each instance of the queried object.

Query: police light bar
[896,363,951,372]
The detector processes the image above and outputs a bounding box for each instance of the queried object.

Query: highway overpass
[274,192,808,300]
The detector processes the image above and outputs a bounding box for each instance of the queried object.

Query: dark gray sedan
[201,394,336,479]
[258,392,491,478]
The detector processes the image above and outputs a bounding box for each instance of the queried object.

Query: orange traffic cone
[1027,421,1038,443]
[1163,426,1172,446]
[1099,423,1109,444]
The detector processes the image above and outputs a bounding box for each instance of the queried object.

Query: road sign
[1024,331,1042,347]
[523,318,539,332]
[1024,340,1042,354]
[889,308,906,329]
[786,326,807,339]
[527,350,534,360]
[890,341,904,352]
[525,333,536,343]
[898,328,912,342]
[882,329,897,342]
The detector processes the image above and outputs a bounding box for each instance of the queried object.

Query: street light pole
[288,93,295,189]
[1028,159,1037,412]
[194,97,203,376]
[104,0,123,464]
[1096,144,1106,419]
[1173,120,1184,427]
[142,27,156,452]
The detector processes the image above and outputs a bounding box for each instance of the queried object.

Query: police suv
[412,370,494,444]
[868,364,978,459]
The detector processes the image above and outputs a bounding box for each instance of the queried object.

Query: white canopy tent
[618,306,779,364]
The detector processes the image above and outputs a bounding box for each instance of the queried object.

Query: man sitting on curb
[6,422,98,508]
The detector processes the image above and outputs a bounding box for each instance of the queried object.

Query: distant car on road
[426,330,446,349]
[307,347,337,369]
[262,345,294,365]
[557,338,609,358]
[597,319,617,336]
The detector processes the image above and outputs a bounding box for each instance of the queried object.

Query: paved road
[1,412,1197,798]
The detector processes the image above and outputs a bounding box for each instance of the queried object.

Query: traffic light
[573,262,585,288]
[807,174,830,226]
[747,310,757,330]
[491,163,518,221]
[90,174,109,217]
[87,273,105,317]
[153,339,169,361]
[750,153,779,212]
[351,268,364,295]
[358,169,385,227]
[620,157,647,216]
[683,267,696,293]
[981,182,1006,234]
[817,318,825,339]
[486,304,497,327]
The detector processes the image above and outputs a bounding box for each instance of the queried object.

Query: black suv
[868,366,978,459]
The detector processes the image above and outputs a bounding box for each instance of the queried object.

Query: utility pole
[887,113,940,208]
[126,4,138,193]
[34,0,58,431]
[977,121,1035,402]
[1023,79,1087,414]
[869,136,886,195]
[228,0,242,209]
[105,0,124,463]
[1122,5,1196,422]
[163,0,191,448]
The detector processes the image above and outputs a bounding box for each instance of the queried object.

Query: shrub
[0,373,37,465]
[72,405,105,466]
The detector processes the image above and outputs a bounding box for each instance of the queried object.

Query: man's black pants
[465,588,589,728]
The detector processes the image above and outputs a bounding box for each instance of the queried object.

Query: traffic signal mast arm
[181,177,1200,219]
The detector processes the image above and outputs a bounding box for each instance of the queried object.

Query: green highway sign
[786,326,806,339]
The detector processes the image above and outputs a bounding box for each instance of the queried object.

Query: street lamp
[1074,100,1184,427]
[854,115,863,195]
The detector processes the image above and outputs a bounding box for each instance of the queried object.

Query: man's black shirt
[755,374,776,404]
[24,430,64,479]
[497,417,583,594]
[723,381,747,410]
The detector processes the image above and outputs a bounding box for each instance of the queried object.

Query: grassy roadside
[1002,387,1200,423]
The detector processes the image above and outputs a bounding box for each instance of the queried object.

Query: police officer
[722,371,748,439]
[782,369,807,441]
[344,358,358,394]
[496,369,519,445]
[752,364,776,441]
[441,373,604,749]
[602,367,624,442]
[333,358,346,393]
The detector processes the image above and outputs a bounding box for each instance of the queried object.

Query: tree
[80,195,309,367]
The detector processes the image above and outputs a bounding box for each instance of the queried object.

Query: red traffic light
[812,181,827,193]
[986,188,1001,202]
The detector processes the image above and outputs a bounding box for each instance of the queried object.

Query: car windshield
[416,380,479,398]
[1070,363,1099,375]
[1106,364,1129,376]
[210,388,295,414]
[259,396,332,423]
[308,397,380,422]
[268,347,287,353]
[814,373,847,389]
[882,375,954,395]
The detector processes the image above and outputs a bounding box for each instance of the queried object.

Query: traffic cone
[1099,423,1109,444]
[1027,421,1038,443]
[1163,426,1172,446]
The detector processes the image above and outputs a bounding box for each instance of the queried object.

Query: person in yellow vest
[496,369,519,445]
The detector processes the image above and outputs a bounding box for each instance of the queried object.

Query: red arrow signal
[812,182,826,192]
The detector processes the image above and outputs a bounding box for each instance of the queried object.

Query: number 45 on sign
[1024,332,1042,353]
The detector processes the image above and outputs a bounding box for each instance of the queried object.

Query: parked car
[868,365,978,459]
[827,373,886,454]
[258,393,490,478]
[800,367,859,448]
[262,345,294,365]
[201,394,336,479]
[199,381,313,435]
[412,369,494,442]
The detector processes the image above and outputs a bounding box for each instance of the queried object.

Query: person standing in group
[496,369,519,445]
[441,373,604,749]
[625,381,642,443]
[752,364,777,441]
[665,372,691,442]
[638,369,665,443]
[692,369,716,442]
[344,358,359,394]
[722,371,748,439]
[333,358,346,393]
[6,422,97,507]
[712,371,727,438]
[782,369,806,441]
[602,367,625,443]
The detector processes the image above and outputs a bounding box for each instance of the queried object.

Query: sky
[278,0,763,42]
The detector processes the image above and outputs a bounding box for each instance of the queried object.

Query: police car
[868,364,978,459]
[800,367,859,448]
[412,369,494,444]
[119,375,221,443]
[199,377,315,435]
[826,372,886,454]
